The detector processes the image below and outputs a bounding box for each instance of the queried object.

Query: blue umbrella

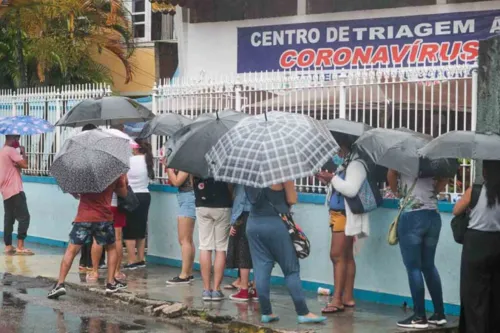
[0,116,54,135]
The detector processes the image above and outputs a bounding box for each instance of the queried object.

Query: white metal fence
[152,64,477,198]
[0,64,477,199]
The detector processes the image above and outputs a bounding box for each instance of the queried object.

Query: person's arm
[9,147,28,169]
[387,169,399,195]
[453,187,472,216]
[283,180,298,206]
[114,174,128,198]
[166,168,189,187]
[434,177,449,194]
[331,161,367,198]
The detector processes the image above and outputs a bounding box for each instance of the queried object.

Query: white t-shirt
[399,174,438,211]
[111,155,149,206]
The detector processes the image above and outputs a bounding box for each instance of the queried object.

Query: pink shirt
[0,146,24,200]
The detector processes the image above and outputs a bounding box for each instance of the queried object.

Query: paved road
[0,273,215,333]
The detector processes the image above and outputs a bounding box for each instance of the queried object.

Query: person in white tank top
[453,160,500,333]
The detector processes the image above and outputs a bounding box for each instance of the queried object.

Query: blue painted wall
[0,178,461,315]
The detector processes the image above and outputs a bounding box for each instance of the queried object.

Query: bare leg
[105,243,118,285]
[343,236,356,307]
[213,251,226,291]
[125,240,137,264]
[329,231,347,309]
[91,240,103,277]
[136,239,146,262]
[240,269,250,290]
[200,250,212,290]
[57,244,82,284]
[178,217,195,278]
[114,227,124,279]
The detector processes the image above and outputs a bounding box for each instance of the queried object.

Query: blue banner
[237,10,500,73]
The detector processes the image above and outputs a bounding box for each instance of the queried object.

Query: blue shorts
[69,222,116,246]
[177,191,196,220]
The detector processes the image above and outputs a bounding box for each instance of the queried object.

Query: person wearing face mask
[0,135,33,255]
[316,134,368,314]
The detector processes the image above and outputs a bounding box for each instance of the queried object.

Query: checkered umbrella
[205,111,339,188]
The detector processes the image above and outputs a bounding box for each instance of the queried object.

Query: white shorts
[196,207,231,251]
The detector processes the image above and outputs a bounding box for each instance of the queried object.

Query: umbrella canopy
[138,113,193,138]
[55,96,155,127]
[0,116,54,135]
[165,110,249,177]
[323,118,372,143]
[205,111,339,188]
[50,129,131,193]
[353,128,431,177]
[419,131,500,160]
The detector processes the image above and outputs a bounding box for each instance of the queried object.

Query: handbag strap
[470,184,483,210]
[397,178,418,214]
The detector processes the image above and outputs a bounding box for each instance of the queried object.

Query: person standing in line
[226,184,258,302]
[78,124,105,272]
[0,134,33,255]
[165,168,196,285]
[316,135,365,313]
[193,177,232,301]
[245,181,326,324]
[453,160,500,333]
[47,174,128,299]
[123,139,154,269]
[388,169,448,329]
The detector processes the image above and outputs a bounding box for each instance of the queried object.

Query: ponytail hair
[483,160,500,208]
[135,138,155,180]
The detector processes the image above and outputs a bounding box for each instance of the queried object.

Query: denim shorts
[177,191,196,220]
[69,222,116,246]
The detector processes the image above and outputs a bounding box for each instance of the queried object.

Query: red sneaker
[230,288,250,302]
[249,288,259,301]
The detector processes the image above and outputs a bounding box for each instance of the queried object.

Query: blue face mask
[332,154,344,166]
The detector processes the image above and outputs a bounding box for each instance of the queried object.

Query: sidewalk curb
[35,275,305,333]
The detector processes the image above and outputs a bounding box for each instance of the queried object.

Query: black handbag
[451,184,482,244]
[118,186,140,213]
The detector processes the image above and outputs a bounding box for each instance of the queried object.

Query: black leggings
[460,229,500,333]
[79,242,105,268]
[124,193,151,240]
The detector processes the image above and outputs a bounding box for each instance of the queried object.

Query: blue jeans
[246,215,309,316]
[398,209,444,317]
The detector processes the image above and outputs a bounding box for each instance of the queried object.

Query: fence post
[470,61,478,132]
[151,82,159,173]
[338,72,347,119]
[234,83,242,112]
[54,88,62,153]
[12,91,17,116]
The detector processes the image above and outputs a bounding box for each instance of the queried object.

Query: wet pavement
[0,242,459,332]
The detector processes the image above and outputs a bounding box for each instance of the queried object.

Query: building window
[132,0,147,39]
[307,0,435,14]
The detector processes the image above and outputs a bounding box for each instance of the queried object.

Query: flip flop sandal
[86,272,99,283]
[15,249,34,256]
[321,305,345,314]
[4,247,16,254]
[343,303,356,308]
[224,283,239,290]
[115,272,127,280]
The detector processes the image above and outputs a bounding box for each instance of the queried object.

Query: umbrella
[353,128,431,177]
[55,96,155,127]
[165,110,249,177]
[205,111,339,188]
[138,113,193,138]
[323,118,372,143]
[50,129,131,193]
[419,131,500,160]
[0,116,54,135]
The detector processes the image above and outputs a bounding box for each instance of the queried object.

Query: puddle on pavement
[0,290,220,333]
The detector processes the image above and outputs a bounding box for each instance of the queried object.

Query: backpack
[344,159,383,214]
[450,184,482,244]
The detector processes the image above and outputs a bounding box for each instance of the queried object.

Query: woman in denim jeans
[165,169,196,285]
[388,170,448,329]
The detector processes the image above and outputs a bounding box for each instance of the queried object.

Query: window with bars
[132,0,147,39]
[307,0,435,14]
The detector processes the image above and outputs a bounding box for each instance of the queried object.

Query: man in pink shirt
[0,135,32,255]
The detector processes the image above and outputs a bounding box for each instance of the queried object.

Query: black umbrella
[138,113,193,138]
[165,110,249,177]
[323,118,372,143]
[56,96,154,127]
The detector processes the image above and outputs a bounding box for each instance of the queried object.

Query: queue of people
[1,116,499,332]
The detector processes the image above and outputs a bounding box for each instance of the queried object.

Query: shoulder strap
[470,184,483,209]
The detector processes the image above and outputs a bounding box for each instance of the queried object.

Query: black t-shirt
[192,177,232,208]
